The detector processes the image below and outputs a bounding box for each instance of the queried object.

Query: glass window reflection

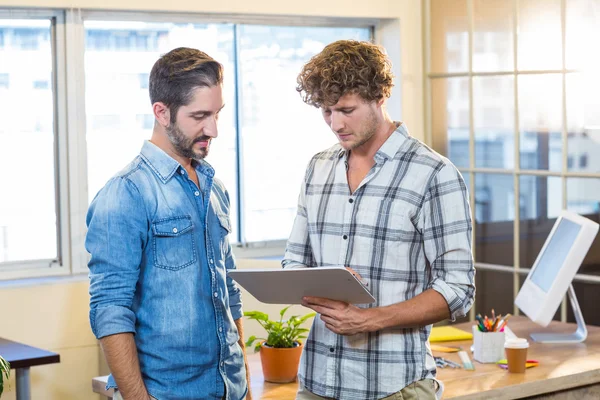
[474,173,514,265]
[0,19,56,262]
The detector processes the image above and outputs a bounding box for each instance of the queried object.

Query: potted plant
[0,355,9,397]
[244,306,315,383]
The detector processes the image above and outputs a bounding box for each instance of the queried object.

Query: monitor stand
[530,285,587,343]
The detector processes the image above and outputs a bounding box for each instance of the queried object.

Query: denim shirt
[86,141,247,400]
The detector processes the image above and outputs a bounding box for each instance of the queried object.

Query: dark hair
[149,47,223,123]
[296,40,394,108]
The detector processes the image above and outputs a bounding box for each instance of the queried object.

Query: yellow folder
[429,326,473,342]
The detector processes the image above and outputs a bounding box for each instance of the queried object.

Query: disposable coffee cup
[504,338,529,373]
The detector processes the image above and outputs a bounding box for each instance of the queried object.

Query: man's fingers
[302,296,342,309]
[320,314,338,326]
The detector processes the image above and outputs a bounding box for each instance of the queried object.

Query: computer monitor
[515,210,599,343]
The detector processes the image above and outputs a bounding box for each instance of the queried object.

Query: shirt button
[172,228,178,233]
[180,170,185,175]
[343,235,348,240]
[329,347,335,353]
[195,191,200,196]
[349,198,354,203]
[214,292,218,298]
[220,361,224,367]
[219,327,223,332]
[209,259,214,264]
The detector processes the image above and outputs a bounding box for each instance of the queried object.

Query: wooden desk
[0,337,60,400]
[250,316,600,399]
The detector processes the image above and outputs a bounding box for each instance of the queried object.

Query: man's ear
[376,97,385,108]
[152,102,170,127]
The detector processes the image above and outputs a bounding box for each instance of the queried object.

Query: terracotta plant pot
[259,341,303,383]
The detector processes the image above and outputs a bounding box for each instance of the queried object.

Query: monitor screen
[529,218,582,293]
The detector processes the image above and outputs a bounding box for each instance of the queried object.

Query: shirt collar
[139,140,215,184]
[336,121,409,161]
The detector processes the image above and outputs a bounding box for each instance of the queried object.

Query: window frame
[0,9,71,280]
[423,0,600,320]
[76,11,375,261]
[0,8,376,280]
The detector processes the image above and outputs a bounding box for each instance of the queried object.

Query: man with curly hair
[283,40,475,400]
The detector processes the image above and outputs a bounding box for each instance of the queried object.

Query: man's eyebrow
[333,106,355,111]
[188,104,226,116]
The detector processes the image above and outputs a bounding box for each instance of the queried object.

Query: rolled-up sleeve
[86,177,147,339]
[421,163,475,321]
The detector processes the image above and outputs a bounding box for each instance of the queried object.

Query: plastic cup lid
[504,338,529,349]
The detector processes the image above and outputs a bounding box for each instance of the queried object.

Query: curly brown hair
[296,40,394,108]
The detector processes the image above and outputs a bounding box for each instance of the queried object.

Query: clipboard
[228,267,376,305]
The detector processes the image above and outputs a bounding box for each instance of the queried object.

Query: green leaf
[0,355,10,397]
[243,311,269,322]
[298,313,316,324]
[243,307,315,348]
[279,305,292,320]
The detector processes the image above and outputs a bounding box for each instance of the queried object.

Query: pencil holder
[472,326,505,363]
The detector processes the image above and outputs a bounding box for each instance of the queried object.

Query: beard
[165,122,210,161]
[345,108,379,150]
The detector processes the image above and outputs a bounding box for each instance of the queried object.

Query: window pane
[569,282,600,325]
[473,76,515,168]
[519,175,561,270]
[566,73,600,173]
[566,177,600,277]
[474,173,514,265]
[473,0,514,72]
[567,178,600,216]
[461,171,471,196]
[520,175,561,220]
[567,178,600,326]
[238,25,370,242]
[430,0,469,73]
[0,19,56,262]
[518,74,562,171]
[566,0,600,70]
[431,78,470,168]
[475,270,514,318]
[84,21,238,240]
[518,0,562,70]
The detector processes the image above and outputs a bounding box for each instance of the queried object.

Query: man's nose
[330,113,344,133]
[204,115,218,138]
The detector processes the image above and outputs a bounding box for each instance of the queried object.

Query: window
[138,73,149,89]
[33,79,49,89]
[84,20,370,244]
[237,25,370,242]
[580,153,588,168]
[0,18,57,265]
[0,10,372,279]
[12,27,50,50]
[427,0,600,323]
[136,114,154,130]
[0,73,8,89]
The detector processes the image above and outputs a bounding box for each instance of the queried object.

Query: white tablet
[228,267,376,305]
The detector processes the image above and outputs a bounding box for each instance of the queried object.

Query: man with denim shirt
[284,40,475,400]
[86,48,250,400]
